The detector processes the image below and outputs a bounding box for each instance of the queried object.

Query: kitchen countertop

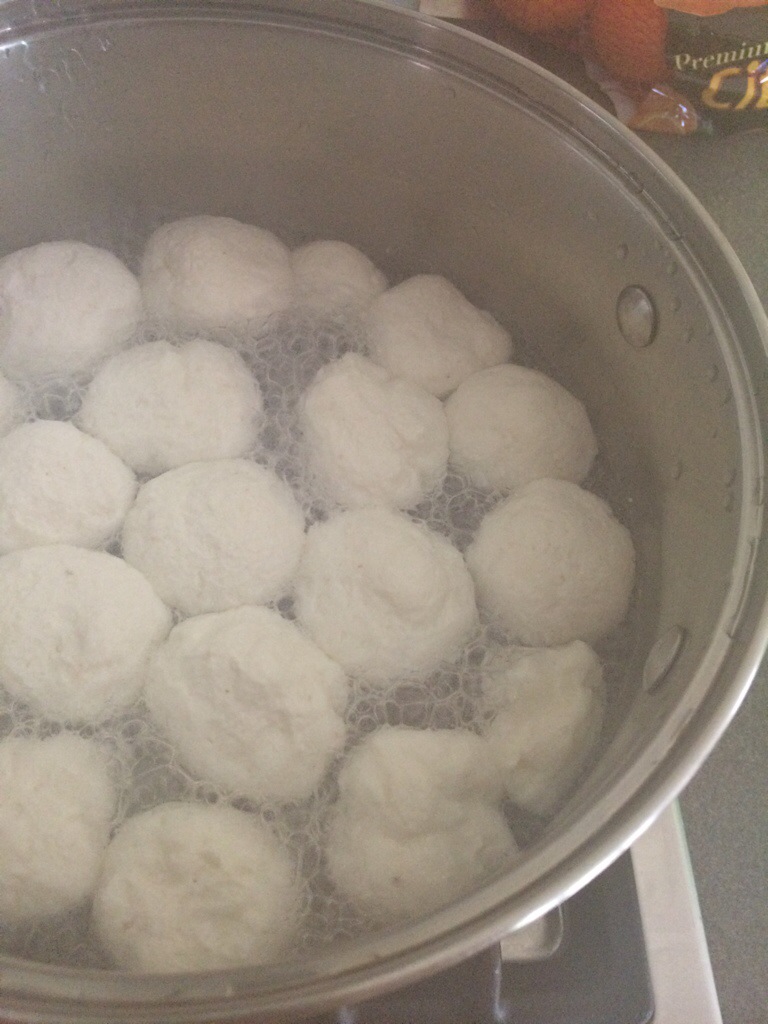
[414,6,768,1021]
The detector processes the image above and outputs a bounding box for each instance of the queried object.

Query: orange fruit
[490,0,593,36]
[588,0,669,84]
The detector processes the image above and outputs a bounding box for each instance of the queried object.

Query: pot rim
[1,1,767,1019]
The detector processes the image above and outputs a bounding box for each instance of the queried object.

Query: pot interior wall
[0,0,759,997]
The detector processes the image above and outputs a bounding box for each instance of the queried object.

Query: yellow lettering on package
[702,66,741,109]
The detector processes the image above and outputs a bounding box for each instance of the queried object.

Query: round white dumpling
[92,802,302,972]
[146,606,349,803]
[0,421,137,554]
[292,240,387,315]
[140,216,294,331]
[299,353,448,510]
[0,545,172,723]
[121,459,305,616]
[294,507,478,682]
[0,734,117,923]
[466,479,635,646]
[325,727,517,924]
[365,275,513,398]
[76,339,265,476]
[0,241,142,380]
[480,642,606,816]
[445,365,597,491]
[334,726,504,839]
[0,373,25,438]
[326,803,517,925]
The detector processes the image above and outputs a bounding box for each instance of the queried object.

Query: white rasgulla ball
[146,606,349,804]
[326,804,517,925]
[0,372,25,438]
[365,274,513,398]
[122,460,305,616]
[294,507,478,683]
[334,726,505,839]
[92,802,302,972]
[299,353,448,510]
[292,240,387,315]
[0,733,117,923]
[0,420,137,554]
[466,479,635,647]
[325,728,517,924]
[445,364,598,491]
[480,642,606,816]
[0,241,142,380]
[0,545,172,723]
[76,339,265,476]
[140,216,294,331]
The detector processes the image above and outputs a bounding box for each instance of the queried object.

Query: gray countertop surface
[644,131,768,1024]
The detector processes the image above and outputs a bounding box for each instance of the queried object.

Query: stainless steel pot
[0,1,767,1020]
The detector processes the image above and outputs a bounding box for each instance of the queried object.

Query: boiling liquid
[0,307,642,969]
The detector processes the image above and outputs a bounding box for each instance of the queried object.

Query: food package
[421,0,768,134]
